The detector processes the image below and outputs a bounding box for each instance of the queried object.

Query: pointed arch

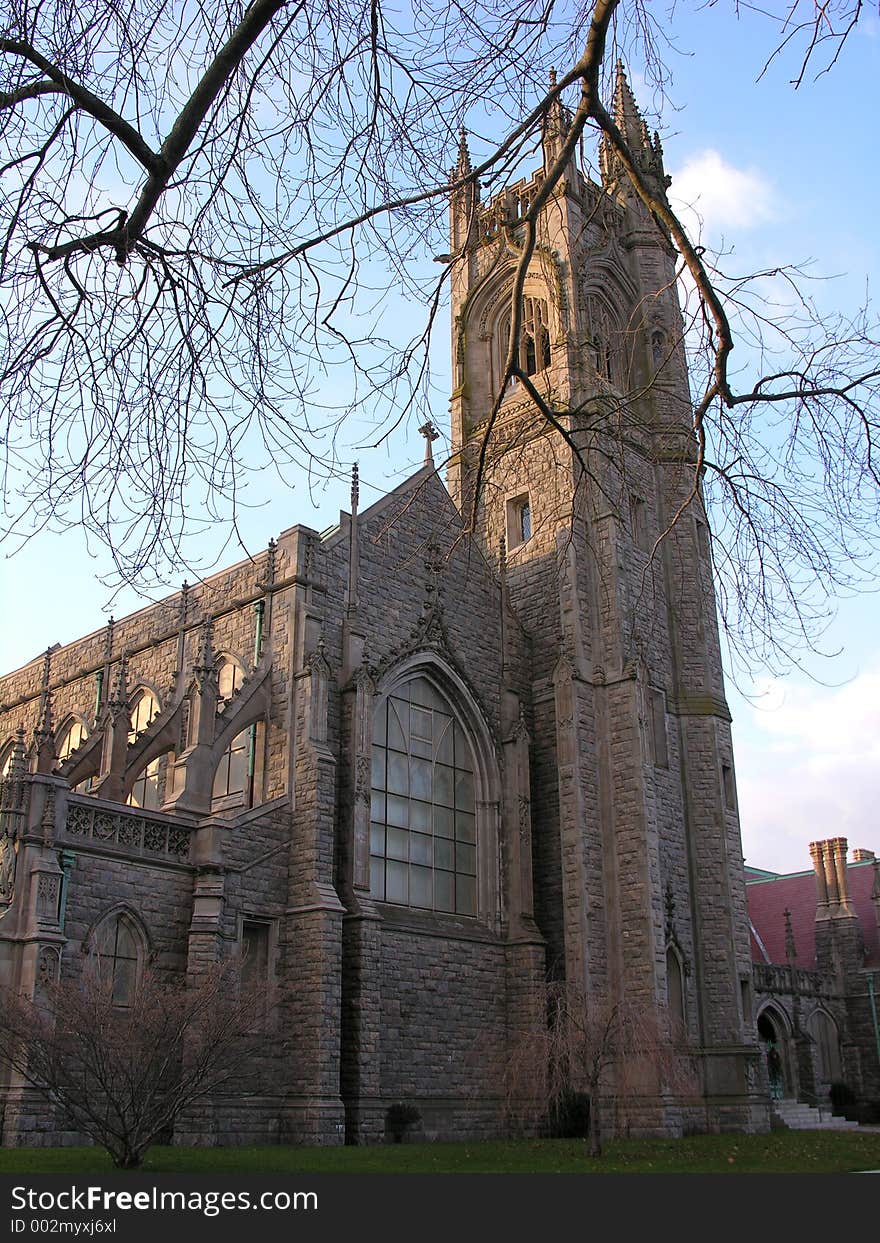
[125,686,171,810]
[56,714,89,762]
[0,738,15,777]
[83,905,151,1008]
[370,654,501,919]
[665,943,686,1032]
[212,654,252,806]
[757,1002,794,1101]
[55,714,97,793]
[807,1006,842,1083]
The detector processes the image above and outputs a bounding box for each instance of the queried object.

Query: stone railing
[62,797,192,862]
[753,962,827,997]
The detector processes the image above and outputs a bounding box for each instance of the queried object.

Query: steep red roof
[746,859,880,968]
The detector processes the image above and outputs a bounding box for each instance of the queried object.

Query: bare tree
[505,982,696,1157]
[0,1,877,669]
[0,963,261,1168]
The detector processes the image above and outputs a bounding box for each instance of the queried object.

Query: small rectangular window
[722,763,736,810]
[241,919,271,1024]
[630,495,648,551]
[695,519,711,563]
[650,688,668,769]
[506,493,532,550]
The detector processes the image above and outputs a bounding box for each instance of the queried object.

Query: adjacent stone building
[748,841,880,1121]
[0,69,770,1148]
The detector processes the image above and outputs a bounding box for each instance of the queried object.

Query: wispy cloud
[734,667,880,873]
[669,149,778,239]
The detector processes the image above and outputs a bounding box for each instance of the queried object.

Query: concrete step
[772,1100,860,1131]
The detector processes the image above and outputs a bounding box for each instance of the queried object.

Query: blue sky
[1,5,878,873]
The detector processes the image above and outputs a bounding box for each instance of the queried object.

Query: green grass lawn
[2,1131,879,1174]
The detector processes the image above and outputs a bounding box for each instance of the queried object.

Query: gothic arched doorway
[757,1007,791,1100]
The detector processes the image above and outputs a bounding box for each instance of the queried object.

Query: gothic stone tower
[448,67,766,1131]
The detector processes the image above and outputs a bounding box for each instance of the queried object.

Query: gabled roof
[746,858,880,968]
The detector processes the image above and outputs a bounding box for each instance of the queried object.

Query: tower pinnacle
[600,62,669,200]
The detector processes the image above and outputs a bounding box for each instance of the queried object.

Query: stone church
[0,69,773,1148]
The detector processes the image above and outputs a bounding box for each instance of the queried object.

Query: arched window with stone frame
[126,688,166,810]
[495,293,552,392]
[666,944,686,1033]
[212,656,254,808]
[369,673,485,916]
[56,715,95,793]
[86,908,149,1009]
[0,739,14,778]
[584,293,621,385]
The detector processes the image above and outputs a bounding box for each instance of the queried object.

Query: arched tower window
[370,676,477,915]
[127,689,162,810]
[89,911,145,1008]
[584,295,619,383]
[496,295,552,389]
[213,659,251,805]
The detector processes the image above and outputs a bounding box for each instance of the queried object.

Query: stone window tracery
[584,295,619,383]
[496,294,552,390]
[370,676,477,915]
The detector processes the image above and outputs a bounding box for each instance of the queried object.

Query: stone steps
[772,1100,860,1131]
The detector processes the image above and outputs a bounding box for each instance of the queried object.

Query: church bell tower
[448,65,765,1131]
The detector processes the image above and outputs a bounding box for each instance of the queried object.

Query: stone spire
[449,126,480,254]
[347,463,360,618]
[784,907,797,964]
[542,67,571,175]
[453,126,472,179]
[193,618,216,687]
[9,725,27,778]
[599,61,669,200]
[32,651,56,773]
[107,655,129,719]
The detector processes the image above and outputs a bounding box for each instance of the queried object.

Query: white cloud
[669,149,778,240]
[734,667,880,873]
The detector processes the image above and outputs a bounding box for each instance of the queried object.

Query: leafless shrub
[0,962,263,1167]
[505,981,697,1156]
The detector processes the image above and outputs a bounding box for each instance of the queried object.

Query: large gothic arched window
[213,658,251,805]
[57,716,95,794]
[496,295,552,389]
[370,676,477,915]
[127,689,162,810]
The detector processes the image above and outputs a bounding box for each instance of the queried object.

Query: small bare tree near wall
[505,982,696,1158]
[0,963,262,1168]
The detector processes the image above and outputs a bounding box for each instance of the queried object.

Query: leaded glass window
[370,677,477,915]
